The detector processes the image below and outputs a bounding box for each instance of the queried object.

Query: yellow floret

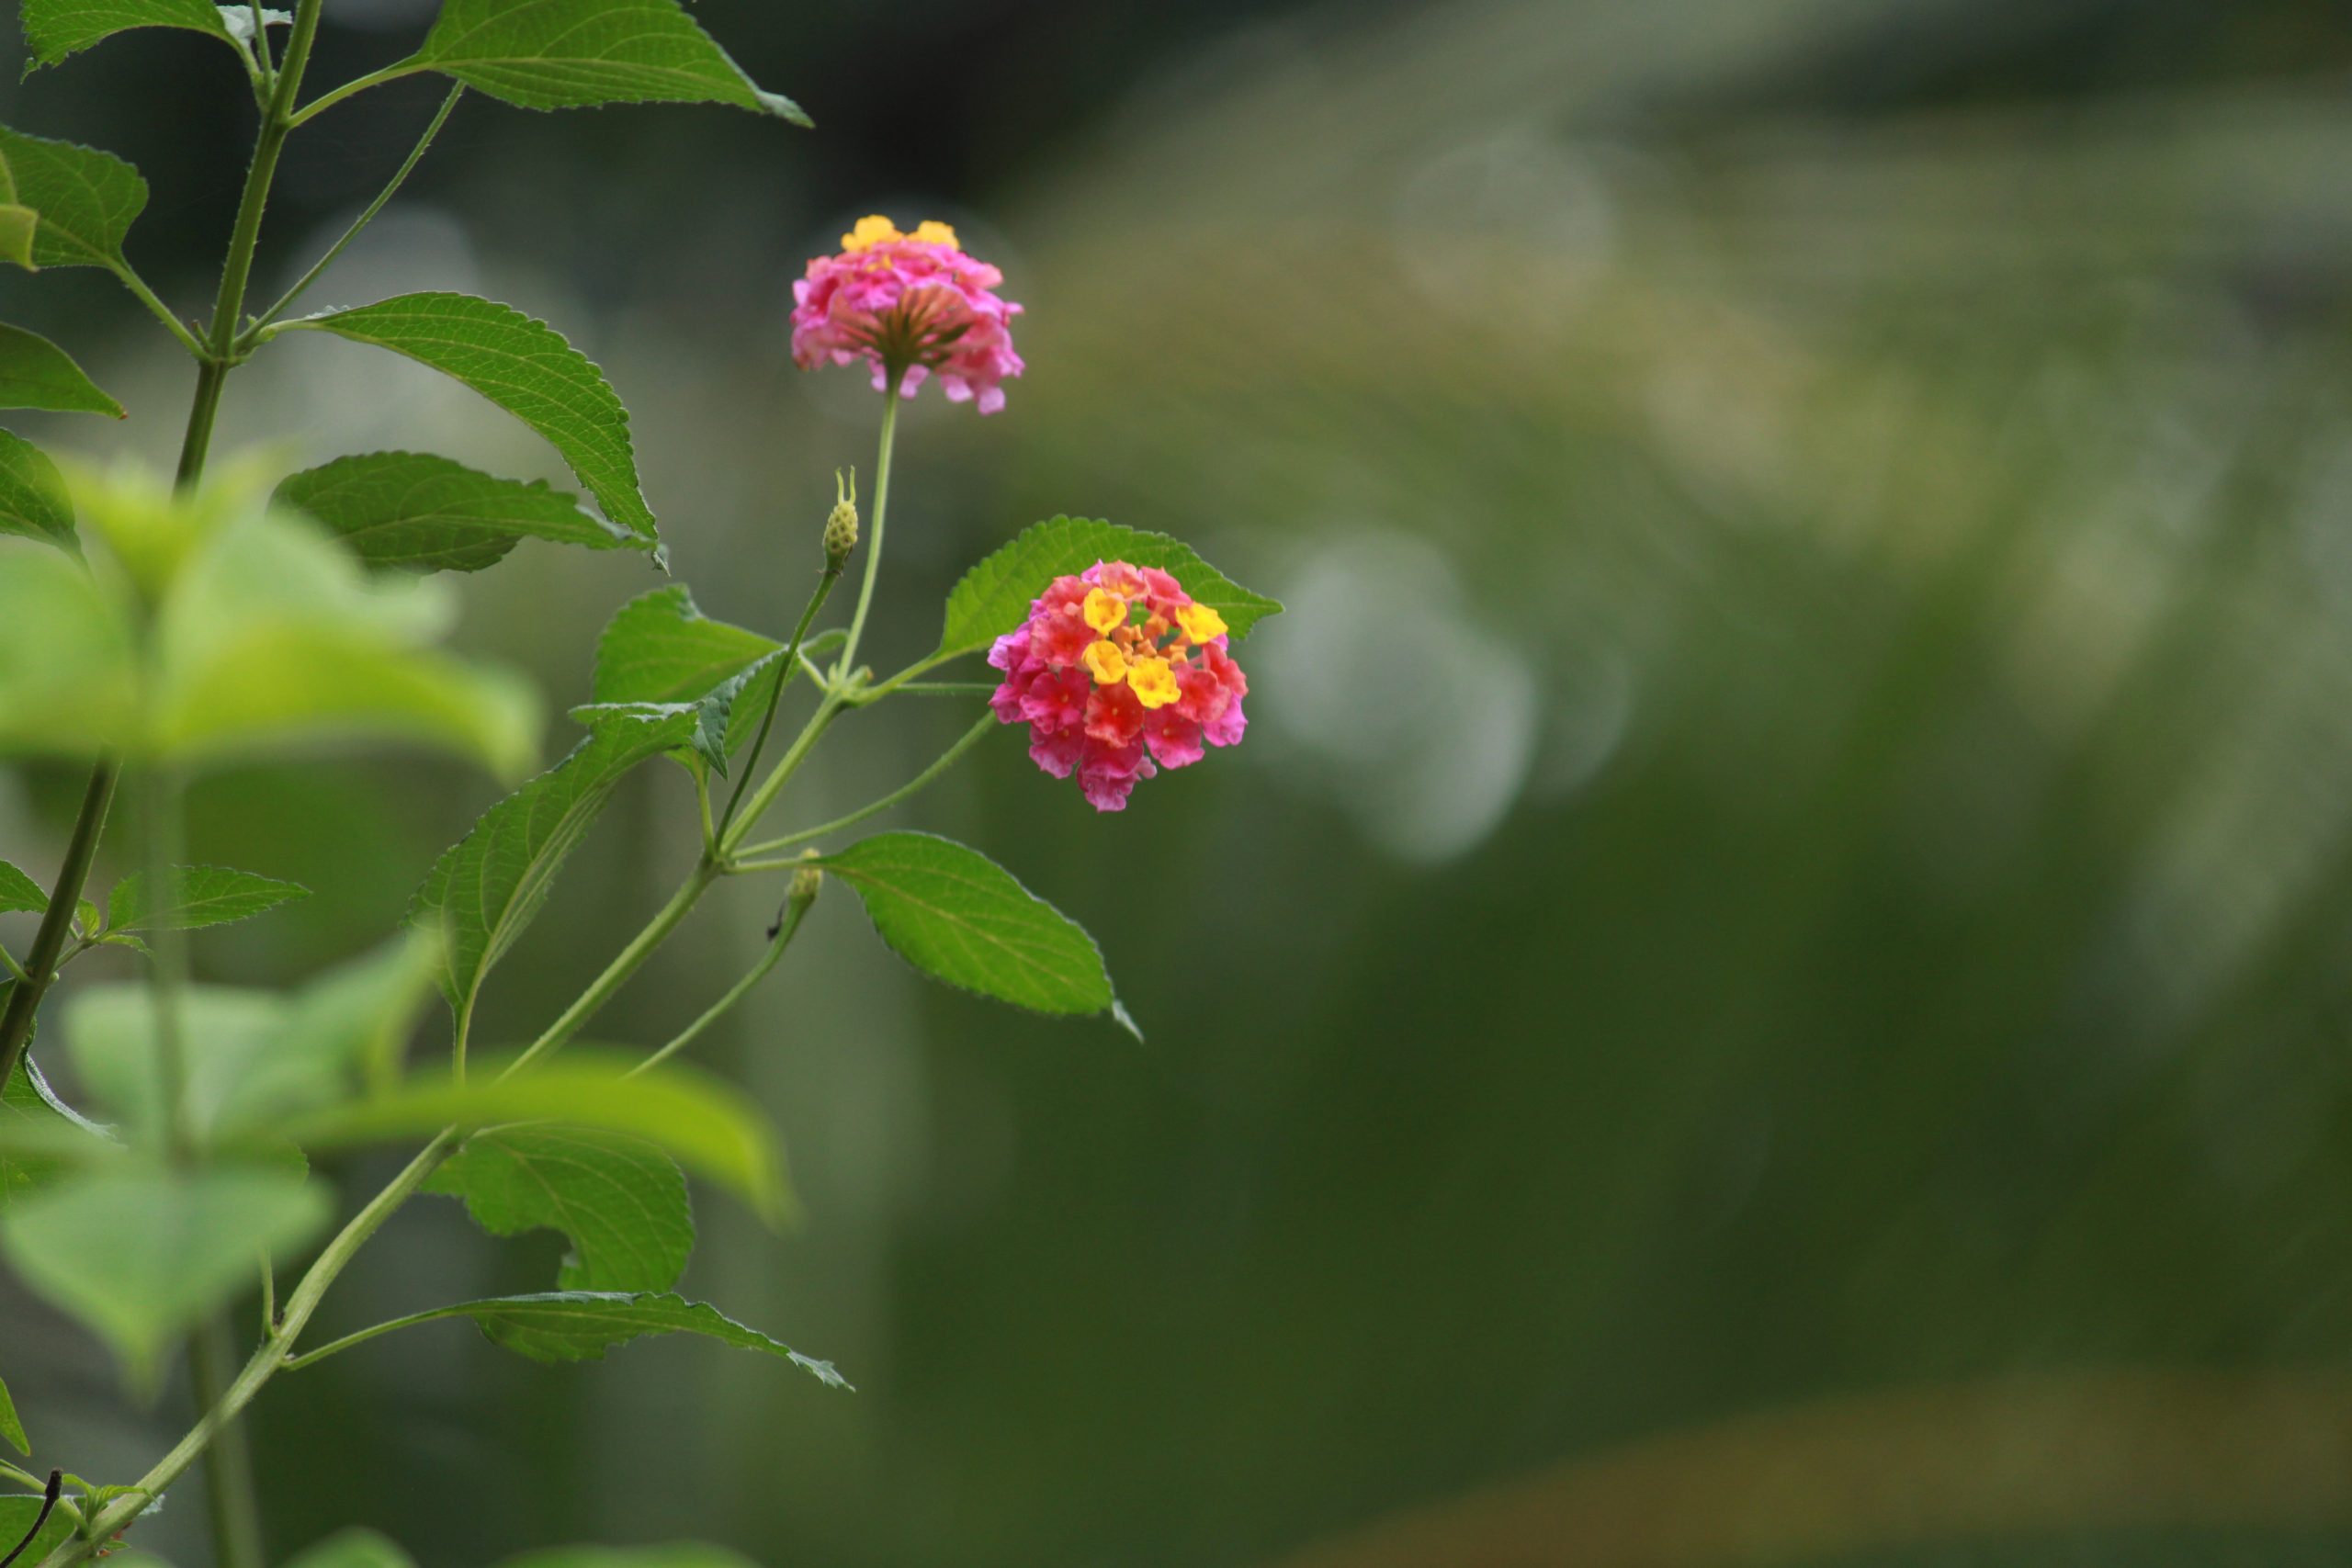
[842,215,902,253]
[1082,588,1127,636]
[911,220,961,248]
[1081,640,1129,686]
[1127,657,1181,709]
[1174,603,1228,643]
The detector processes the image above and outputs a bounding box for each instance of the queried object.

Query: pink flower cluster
[989,560,1250,811]
[791,217,1024,413]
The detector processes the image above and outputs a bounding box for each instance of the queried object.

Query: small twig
[1,1472,61,1568]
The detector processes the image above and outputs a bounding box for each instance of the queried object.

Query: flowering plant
[0,5,1276,1567]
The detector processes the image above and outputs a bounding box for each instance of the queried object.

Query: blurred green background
[10,0,2352,1563]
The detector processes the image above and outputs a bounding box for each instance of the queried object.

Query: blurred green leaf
[0,204,33,268]
[412,705,697,1024]
[0,1487,72,1562]
[424,1126,692,1292]
[18,0,241,68]
[0,861,44,914]
[1,1047,113,1208]
[0,1166,330,1382]
[818,832,1132,1032]
[284,1531,413,1568]
[334,1291,845,1385]
[501,1551,757,1568]
[284,295,659,554]
[0,125,145,271]
[63,936,440,1145]
[0,325,120,416]
[936,515,1282,660]
[281,1052,789,1224]
[408,0,808,123]
[0,539,135,758]
[0,430,77,552]
[273,452,642,574]
[0,1370,25,1454]
[104,864,308,933]
[148,504,540,776]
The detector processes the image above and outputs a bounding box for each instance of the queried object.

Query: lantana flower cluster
[989,560,1250,811]
[790,216,1024,412]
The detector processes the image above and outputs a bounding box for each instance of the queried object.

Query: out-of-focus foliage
[11,0,2352,1565]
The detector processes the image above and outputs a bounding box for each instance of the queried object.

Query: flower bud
[823,468,859,569]
[788,854,824,910]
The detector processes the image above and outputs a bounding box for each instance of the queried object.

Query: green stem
[834,378,902,681]
[0,764,118,1092]
[114,266,207,360]
[500,861,722,1079]
[187,1325,264,1568]
[288,60,428,129]
[628,894,813,1080]
[30,1134,459,1568]
[717,695,846,857]
[718,564,843,837]
[241,84,464,344]
[731,711,994,863]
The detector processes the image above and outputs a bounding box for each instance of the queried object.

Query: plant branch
[718,564,844,837]
[628,880,817,1080]
[0,764,118,1092]
[242,84,464,344]
[288,60,431,129]
[111,265,208,360]
[500,860,723,1080]
[833,376,903,680]
[732,711,995,863]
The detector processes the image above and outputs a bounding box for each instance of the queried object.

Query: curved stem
[288,60,429,129]
[242,84,463,344]
[732,712,994,863]
[501,861,722,1079]
[833,378,903,681]
[628,894,812,1080]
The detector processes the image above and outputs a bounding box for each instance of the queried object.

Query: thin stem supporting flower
[834,372,904,681]
[732,712,994,864]
[718,558,847,838]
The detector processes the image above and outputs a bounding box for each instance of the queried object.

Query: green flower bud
[823,468,859,569]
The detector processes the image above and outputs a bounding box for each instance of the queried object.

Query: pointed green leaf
[0,861,46,914]
[0,1489,73,1562]
[412,705,697,1021]
[280,1052,789,1223]
[0,430,76,552]
[274,452,643,574]
[284,295,659,552]
[0,1371,25,1455]
[817,831,1133,1032]
[149,503,541,776]
[344,1291,845,1385]
[409,0,808,123]
[592,585,776,705]
[0,324,124,417]
[0,1166,330,1382]
[0,126,147,271]
[105,864,309,932]
[19,0,242,69]
[424,1126,692,1292]
[285,1530,415,1568]
[937,515,1282,660]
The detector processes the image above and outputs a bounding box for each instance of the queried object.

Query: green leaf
[412,705,697,1023]
[936,514,1283,660]
[285,1529,414,1568]
[0,537,136,759]
[149,503,541,776]
[0,203,34,268]
[63,935,440,1145]
[353,1291,845,1385]
[0,1166,329,1382]
[818,832,1133,1032]
[218,6,289,45]
[424,1126,692,1292]
[2,1044,116,1213]
[0,1489,73,1562]
[593,585,777,704]
[274,452,643,574]
[0,323,124,416]
[0,125,147,272]
[105,864,309,933]
[280,1052,789,1224]
[0,1371,25,1454]
[284,295,659,554]
[18,0,242,69]
[0,860,46,914]
[0,430,76,552]
[408,0,808,123]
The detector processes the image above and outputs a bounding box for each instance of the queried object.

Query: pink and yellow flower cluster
[989,561,1250,811]
[790,216,1024,412]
